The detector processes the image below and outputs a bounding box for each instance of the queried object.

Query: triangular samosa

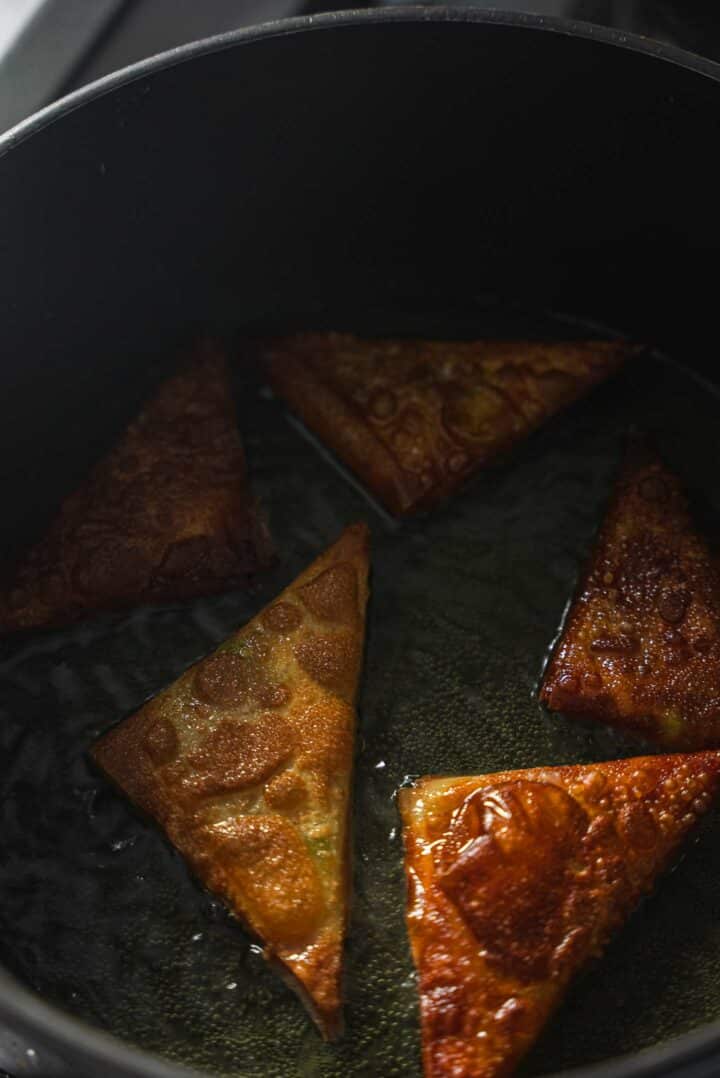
[265,332,637,515]
[0,341,272,633]
[93,523,370,1037]
[400,752,720,1077]
[542,442,720,747]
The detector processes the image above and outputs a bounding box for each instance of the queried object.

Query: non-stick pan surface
[3,11,720,1078]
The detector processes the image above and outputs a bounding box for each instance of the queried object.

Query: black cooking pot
[3,8,720,1078]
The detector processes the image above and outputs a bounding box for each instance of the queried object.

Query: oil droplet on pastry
[657,588,690,625]
[256,683,291,709]
[629,767,656,798]
[293,632,356,696]
[262,602,303,634]
[186,718,294,794]
[589,635,639,654]
[401,410,424,436]
[447,451,469,474]
[264,770,307,810]
[299,563,358,624]
[493,996,531,1036]
[617,803,658,850]
[392,429,413,453]
[442,383,510,443]
[193,652,251,708]
[580,769,606,801]
[143,718,179,766]
[368,389,397,421]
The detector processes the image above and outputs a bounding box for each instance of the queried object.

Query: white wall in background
[0,0,46,57]
[0,0,124,132]
[0,0,303,134]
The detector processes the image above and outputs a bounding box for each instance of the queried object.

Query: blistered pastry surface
[267,332,633,515]
[542,443,720,747]
[400,753,720,1077]
[93,523,370,1035]
[0,342,273,632]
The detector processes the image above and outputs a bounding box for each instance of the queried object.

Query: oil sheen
[2,313,720,1077]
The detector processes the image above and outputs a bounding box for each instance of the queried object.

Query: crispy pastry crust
[400,752,720,1078]
[541,441,720,747]
[0,341,273,633]
[265,332,636,516]
[92,523,370,1038]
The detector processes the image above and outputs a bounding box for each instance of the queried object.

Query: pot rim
[2,4,720,157]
